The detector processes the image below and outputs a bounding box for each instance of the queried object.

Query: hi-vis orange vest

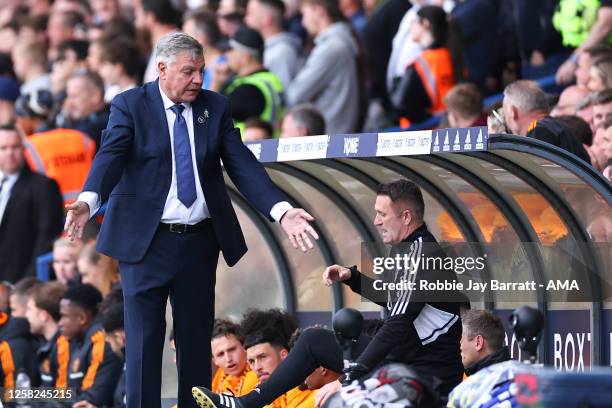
[412,48,455,114]
[24,129,96,204]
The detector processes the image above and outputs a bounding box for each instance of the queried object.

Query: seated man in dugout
[193,179,463,407]
[211,319,259,396]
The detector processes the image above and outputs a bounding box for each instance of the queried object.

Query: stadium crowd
[0,0,611,406]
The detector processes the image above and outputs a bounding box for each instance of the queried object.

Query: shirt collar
[0,170,19,182]
[158,82,190,111]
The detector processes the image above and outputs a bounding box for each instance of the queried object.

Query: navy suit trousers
[120,222,219,408]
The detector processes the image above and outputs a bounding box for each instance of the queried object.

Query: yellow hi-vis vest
[225,71,284,138]
[553,0,601,47]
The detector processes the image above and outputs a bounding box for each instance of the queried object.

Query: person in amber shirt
[211,319,258,396]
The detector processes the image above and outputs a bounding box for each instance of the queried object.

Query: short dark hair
[12,277,43,297]
[212,319,244,343]
[241,309,298,350]
[462,310,505,352]
[32,281,67,322]
[58,11,85,28]
[103,17,138,41]
[57,39,90,61]
[244,118,273,138]
[183,8,222,47]
[61,283,103,316]
[302,0,344,22]
[69,70,105,96]
[256,0,286,25]
[594,89,612,106]
[444,83,483,118]
[287,104,326,136]
[142,0,181,26]
[555,115,593,146]
[376,180,425,222]
[99,37,142,79]
[584,44,612,62]
[100,288,124,333]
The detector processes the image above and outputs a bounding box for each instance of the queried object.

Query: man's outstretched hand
[280,208,319,251]
[64,201,90,241]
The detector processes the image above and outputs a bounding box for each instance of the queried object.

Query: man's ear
[158,61,166,77]
[511,105,519,122]
[475,334,485,352]
[403,208,412,226]
[279,348,289,360]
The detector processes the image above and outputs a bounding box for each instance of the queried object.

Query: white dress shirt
[78,85,292,224]
[0,171,20,226]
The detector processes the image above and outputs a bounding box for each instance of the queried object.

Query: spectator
[551,85,591,116]
[502,80,591,163]
[245,0,302,88]
[588,56,612,92]
[99,287,126,408]
[451,0,497,93]
[0,21,19,55]
[0,76,20,125]
[339,0,366,37]
[244,118,274,140]
[285,0,360,134]
[50,39,90,95]
[14,89,55,135]
[574,44,612,90]
[52,238,82,286]
[576,92,597,133]
[0,292,38,393]
[56,71,109,147]
[213,27,284,136]
[217,0,248,37]
[98,37,141,102]
[443,83,487,128]
[0,124,64,283]
[182,8,225,90]
[210,319,258,396]
[601,117,612,180]
[11,40,51,95]
[9,277,43,318]
[24,281,70,388]
[17,14,49,44]
[77,241,120,298]
[592,123,611,171]
[280,103,326,137]
[59,284,123,407]
[555,0,612,85]
[91,0,120,24]
[390,6,460,125]
[460,310,510,377]
[47,11,84,61]
[593,89,612,129]
[136,0,182,83]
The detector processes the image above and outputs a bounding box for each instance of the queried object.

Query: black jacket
[0,166,63,282]
[37,330,71,388]
[0,315,38,391]
[527,117,591,164]
[68,322,123,407]
[464,346,511,376]
[343,224,463,397]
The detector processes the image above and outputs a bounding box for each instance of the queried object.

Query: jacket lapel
[1,169,29,226]
[145,81,172,166]
[191,93,209,176]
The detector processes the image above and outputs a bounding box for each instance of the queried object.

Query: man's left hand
[280,208,319,251]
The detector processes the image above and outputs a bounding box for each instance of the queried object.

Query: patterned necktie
[170,104,197,208]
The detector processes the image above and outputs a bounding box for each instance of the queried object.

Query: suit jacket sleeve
[219,98,286,220]
[82,93,134,202]
[29,176,63,276]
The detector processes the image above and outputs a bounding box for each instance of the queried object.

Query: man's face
[182,19,205,47]
[25,298,46,335]
[211,334,248,376]
[245,0,266,31]
[281,113,306,137]
[588,66,606,92]
[158,51,205,103]
[9,293,28,318]
[247,342,286,383]
[591,127,609,169]
[225,47,244,74]
[373,195,410,244]
[300,4,319,37]
[593,101,612,130]
[51,49,81,93]
[0,130,24,175]
[64,77,103,119]
[48,12,73,47]
[460,332,481,368]
[58,299,84,340]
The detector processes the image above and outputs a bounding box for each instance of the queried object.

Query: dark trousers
[120,222,219,408]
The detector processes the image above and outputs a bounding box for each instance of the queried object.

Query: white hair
[155,32,203,66]
[503,80,550,113]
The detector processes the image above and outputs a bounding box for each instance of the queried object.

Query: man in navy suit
[64,32,318,408]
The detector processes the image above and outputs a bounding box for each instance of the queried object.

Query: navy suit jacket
[83,81,286,266]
